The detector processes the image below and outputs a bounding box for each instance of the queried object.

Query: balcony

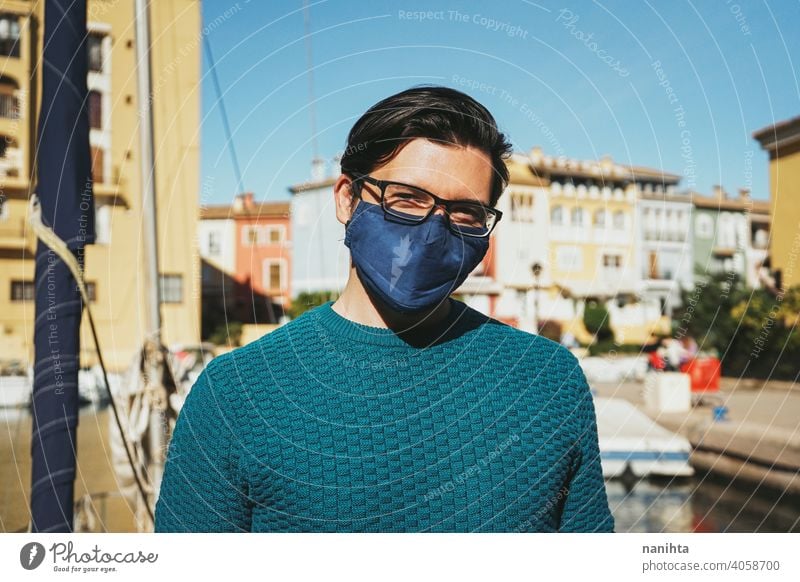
[0,92,19,120]
[643,267,675,282]
[0,146,21,177]
[0,217,32,250]
[93,164,128,206]
[0,147,26,192]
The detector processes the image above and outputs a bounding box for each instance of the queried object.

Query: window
[647,250,680,280]
[593,209,607,227]
[159,274,183,304]
[84,282,97,302]
[208,230,221,256]
[11,280,34,301]
[550,205,564,226]
[242,225,260,246]
[717,213,735,248]
[0,80,18,120]
[674,210,688,241]
[94,203,111,244]
[695,214,714,239]
[0,14,21,58]
[263,259,285,291]
[88,91,102,129]
[754,228,768,250]
[555,246,583,272]
[90,146,104,183]
[570,207,584,227]
[87,33,104,73]
[510,193,535,222]
[612,210,625,230]
[268,226,284,244]
[648,251,659,280]
[603,254,622,268]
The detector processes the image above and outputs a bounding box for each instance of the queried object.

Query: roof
[506,155,548,187]
[509,150,681,185]
[288,177,338,194]
[200,201,290,220]
[687,191,771,213]
[752,115,800,155]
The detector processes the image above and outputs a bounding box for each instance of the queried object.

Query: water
[607,474,800,532]
[3,404,799,532]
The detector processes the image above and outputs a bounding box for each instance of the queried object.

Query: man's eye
[391,192,428,205]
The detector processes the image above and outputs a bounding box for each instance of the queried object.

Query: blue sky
[199,0,800,205]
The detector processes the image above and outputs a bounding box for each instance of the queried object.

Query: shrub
[583,300,614,343]
[288,290,340,320]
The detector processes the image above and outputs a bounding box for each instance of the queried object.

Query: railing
[0,93,19,119]
[0,148,23,178]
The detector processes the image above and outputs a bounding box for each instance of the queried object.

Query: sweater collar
[310,298,475,348]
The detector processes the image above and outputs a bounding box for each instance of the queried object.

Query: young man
[154,85,615,533]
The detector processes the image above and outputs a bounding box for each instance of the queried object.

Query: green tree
[675,271,747,357]
[288,290,340,320]
[676,272,800,380]
[583,299,614,343]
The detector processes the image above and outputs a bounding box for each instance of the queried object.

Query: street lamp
[531,262,543,332]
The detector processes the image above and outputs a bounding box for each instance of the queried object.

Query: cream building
[486,148,679,344]
[0,1,201,372]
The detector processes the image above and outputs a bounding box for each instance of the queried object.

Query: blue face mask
[343,199,490,313]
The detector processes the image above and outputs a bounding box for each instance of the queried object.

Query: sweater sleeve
[154,363,252,532]
[558,371,615,533]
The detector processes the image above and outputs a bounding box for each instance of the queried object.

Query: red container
[680,357,721,392]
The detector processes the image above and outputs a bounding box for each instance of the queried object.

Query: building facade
[690,186,770,288]
[199,193,291,336]
[0,0,201,371]
[637,189,693,318]
[753,115,800,290]
[289,171,349,295]
[485,149,680,344]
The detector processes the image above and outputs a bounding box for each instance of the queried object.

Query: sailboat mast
[133,0,167,502]
[29,0,95,533]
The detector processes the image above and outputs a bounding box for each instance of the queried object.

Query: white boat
[0,376,32,408]
[0,368,119,408]
[594,396,694,478]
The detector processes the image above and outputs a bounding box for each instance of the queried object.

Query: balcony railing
[0,93,19,119]
[0,148,22,179]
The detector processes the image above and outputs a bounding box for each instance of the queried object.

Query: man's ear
[333,174,356,227]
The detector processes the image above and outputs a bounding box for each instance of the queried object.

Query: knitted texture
[154,299,615,532]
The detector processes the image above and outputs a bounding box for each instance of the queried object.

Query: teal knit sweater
[154,299,615,532]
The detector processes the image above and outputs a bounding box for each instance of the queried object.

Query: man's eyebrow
[392,179,490,204]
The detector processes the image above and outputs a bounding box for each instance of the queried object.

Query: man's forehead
[377,145,493,200]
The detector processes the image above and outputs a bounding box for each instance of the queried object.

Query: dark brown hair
[340,85,513,206]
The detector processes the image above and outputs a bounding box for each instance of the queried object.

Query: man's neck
[331,268,453,333]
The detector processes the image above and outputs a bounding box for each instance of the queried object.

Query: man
[154,85,615,532]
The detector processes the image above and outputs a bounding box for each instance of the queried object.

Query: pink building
[199,193,291,332]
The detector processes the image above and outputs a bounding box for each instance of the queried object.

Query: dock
[591,374,800,495]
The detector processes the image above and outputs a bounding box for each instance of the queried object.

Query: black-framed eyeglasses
[349,173,502,238]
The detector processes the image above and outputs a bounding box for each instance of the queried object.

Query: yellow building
[753,115,800,289]
[0,1,201,372]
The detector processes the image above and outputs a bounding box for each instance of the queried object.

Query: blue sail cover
[30,0,95,532]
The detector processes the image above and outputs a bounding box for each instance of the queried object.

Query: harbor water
[2,402,798,533]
